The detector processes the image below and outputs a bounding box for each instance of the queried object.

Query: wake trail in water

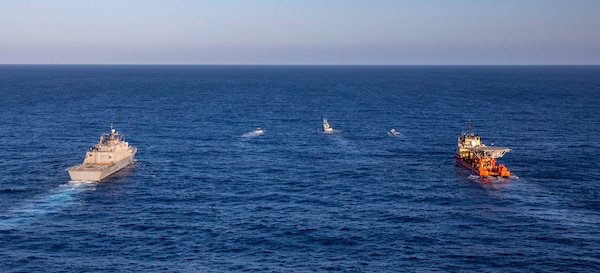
[241,132,263,138]
[467,174,598,230]
[322,131,362,155]
[0,181,95,229]
[506,179,600,229]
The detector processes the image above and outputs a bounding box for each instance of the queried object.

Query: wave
[0,188,27,194]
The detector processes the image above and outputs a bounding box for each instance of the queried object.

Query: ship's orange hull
[455,154,510,178]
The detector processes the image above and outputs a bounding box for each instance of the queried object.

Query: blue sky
[1,0,598,64]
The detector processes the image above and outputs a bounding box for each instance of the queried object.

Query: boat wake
[320,129,342,134]
[0,181,96,229]
[467,174,519,181]
[467,174,480,180]
[326,133,361,155]
[241,132,262,138]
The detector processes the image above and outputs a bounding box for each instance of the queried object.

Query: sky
[1,0,599,65]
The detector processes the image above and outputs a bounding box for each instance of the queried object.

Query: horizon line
[1,63,599,66]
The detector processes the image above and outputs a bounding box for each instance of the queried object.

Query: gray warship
[66,125,137,181]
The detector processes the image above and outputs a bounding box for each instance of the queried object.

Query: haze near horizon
[1,0,599,65]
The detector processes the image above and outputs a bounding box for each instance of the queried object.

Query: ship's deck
[68,163,112,172]
[467,146,510,158]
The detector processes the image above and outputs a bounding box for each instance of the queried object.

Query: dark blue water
[1,65,599,272]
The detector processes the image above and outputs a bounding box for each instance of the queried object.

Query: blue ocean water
[0,65,599,272]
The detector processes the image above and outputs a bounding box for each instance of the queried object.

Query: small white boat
[387,128,400,136]
[322,117,333,133]
[253,127,264,135]
[241,127,264,137]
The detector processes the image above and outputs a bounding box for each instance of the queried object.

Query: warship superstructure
[67,125,137,181]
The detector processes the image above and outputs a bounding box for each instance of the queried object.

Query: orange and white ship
[455,121,511,178]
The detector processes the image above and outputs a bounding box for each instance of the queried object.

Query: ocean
[0,65,598,272]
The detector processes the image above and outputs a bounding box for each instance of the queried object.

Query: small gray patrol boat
[66,125,137,181]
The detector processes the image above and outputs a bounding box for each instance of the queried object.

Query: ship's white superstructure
[322,117,333,133]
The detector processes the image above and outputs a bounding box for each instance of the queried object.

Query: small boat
[253,127,264,135]
[387,128,400,136]
[455,120,511,178]
[241,127,264,137]
[322,117,333,133]
[66,125,137,181]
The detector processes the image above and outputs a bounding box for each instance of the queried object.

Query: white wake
[0,181,95,229]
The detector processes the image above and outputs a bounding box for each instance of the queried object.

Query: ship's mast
[467,120,471,135]
[109,123,115,140]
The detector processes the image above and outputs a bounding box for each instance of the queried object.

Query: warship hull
[67,149,136,181]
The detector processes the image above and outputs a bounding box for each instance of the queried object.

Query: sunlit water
[0,65,599,272]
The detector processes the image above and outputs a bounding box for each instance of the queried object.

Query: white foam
[321,129,342,134]
[467,174,518,181]
[0,181,96,229]
[241,130,264,138]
